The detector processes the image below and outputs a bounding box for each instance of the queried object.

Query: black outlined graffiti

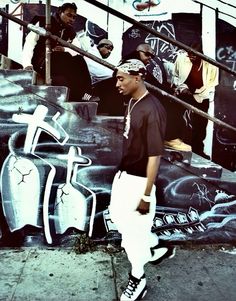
[53,146,96,237]
[145,21,178,62]
[132,0,160,12]
[1,105,69,244]
[128,28,142,39]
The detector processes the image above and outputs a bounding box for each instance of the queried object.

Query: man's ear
[135,75,141,83]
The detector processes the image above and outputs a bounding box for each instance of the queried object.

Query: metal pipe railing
[192,0,236,20]
[83,0,236,78]
[0,8,236,134]
[45,0,52,85]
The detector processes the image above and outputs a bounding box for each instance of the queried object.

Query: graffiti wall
[0,70,236,247]
[213,19,236,171]
[122,13,236,172]
[0,3,236,247]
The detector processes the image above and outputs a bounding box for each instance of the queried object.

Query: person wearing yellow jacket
[170,42,219,159]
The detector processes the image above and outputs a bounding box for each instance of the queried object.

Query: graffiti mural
[0,2,236,247]
[0,67,236,247]
[132,0,160,12]
[122,13,236,172]
[212,19,236,171]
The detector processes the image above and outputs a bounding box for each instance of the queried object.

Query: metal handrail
[0,8,236,134]
[83,0,236,77]
[192,0,236,20]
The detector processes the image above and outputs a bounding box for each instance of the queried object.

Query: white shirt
[22,22,82,69]
[84,44,113,84]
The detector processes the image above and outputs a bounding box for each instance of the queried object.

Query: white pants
[109,171,158,269]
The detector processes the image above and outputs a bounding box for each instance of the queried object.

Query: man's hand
[24,66,34,71]
[53,45,65,52]
[136,199,150,215]
[181,88,192,96]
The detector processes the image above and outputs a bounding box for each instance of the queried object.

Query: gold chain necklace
[123,90,149,139]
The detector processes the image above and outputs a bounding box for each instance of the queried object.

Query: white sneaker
[120,273,147,301]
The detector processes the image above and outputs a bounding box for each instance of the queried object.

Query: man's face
[60,8,77,26]
[116,70,137,96]
[138,49,155,65]
[99,44,113,59]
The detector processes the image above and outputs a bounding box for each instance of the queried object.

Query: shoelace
[82,93,92,101]
[123,278,140,297]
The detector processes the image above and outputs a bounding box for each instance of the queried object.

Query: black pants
[158,94,188,141]
[179,93,209,154]
[189,98,209,154]
[37,52,92,102]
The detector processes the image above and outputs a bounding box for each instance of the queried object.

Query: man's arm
[172,51,190,94]
[136,155,161,214]
[22,28,39,70]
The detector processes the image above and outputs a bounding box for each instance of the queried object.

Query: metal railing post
[45,0,52,85]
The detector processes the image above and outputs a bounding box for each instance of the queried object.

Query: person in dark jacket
[123,42,192,152]
[22,2,92,101]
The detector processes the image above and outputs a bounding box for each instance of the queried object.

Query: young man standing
[109,59,174,301]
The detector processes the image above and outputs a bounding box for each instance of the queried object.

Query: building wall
[0,1,235,246]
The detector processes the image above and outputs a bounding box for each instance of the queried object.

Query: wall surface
[0,1,236,247]
[0,70,235,247]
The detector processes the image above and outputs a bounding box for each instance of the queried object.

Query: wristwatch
[142,194,151,203]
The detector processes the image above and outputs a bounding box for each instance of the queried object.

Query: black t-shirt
[119,93,166,177]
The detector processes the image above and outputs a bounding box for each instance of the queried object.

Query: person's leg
[190,99,209,155]
[93,77,127,116]
[153,89,191,151]
[50,52,71,97]
[110,171,175,300]
[68,55,92,101]
[109,172,156,300]
[51,53,92,101]
[160,95,186,141]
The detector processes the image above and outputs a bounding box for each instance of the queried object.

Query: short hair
[136,43,155,56]
[58,2,77,13]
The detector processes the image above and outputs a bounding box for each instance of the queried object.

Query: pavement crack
[111,254,119,300]
[10,248,32,301]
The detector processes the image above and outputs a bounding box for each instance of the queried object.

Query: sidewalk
[0,244,236,301]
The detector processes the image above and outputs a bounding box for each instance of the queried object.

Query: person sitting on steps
[123,42,192,152]
[171,42,219,159]
[22,2,92,102]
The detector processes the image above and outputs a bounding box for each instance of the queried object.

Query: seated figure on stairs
[22,2,92,102]
[171,42,219,159]
[123,42,192,152]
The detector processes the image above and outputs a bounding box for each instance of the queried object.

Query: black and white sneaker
[120,273,147,301]
[149,244,176,265]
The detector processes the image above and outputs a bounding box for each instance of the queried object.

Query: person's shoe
[164,139,192,152]
[195,151,211,160]
[81,93,92,101]
[120,273,147,301]
[149,245,176,265]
